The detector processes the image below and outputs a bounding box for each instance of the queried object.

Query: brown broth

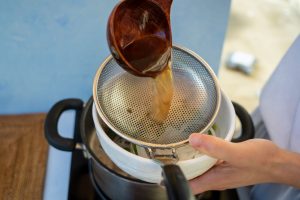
[109,0,174,123]
[150,63,173,123]
[121,34,173,123]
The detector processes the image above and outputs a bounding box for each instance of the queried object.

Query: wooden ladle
[107,0,173,77]
[106,3,195,199]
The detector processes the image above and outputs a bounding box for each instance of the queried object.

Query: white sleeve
[259,35,300,153]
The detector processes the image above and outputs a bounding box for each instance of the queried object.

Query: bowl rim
[92,90,235,166]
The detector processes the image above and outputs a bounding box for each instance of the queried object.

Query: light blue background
[0,1,232,199]
[0,0,230,114]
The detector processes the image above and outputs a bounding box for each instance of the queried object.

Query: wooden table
[0,114,48,200]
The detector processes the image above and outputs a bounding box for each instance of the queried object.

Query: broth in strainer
[122,35,174,123]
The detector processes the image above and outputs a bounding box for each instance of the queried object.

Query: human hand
[188,133,285,194]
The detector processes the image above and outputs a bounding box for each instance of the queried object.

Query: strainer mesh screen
[96,47,218,145]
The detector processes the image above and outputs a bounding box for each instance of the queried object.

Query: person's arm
[273,149,300,188]
[188,133,300,194]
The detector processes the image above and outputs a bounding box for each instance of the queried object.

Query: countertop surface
[0,114,48,200]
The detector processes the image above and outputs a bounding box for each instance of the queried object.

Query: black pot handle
[232,101,255,142]
[162,164,195,200]
[45,98,84,151]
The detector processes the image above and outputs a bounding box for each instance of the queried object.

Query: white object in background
[226,51,257,75]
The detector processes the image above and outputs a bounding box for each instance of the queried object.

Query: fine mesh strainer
[93,45,221,149]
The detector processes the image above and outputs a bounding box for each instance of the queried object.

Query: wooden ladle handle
[127,0,172,18]
[150,0,173,17]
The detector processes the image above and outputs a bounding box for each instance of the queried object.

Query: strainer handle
[45,98,83,151]
[162,164,195,200]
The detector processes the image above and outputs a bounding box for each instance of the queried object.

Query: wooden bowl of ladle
[107,0,173,78]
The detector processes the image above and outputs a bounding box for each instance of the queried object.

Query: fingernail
[189,133,203,147]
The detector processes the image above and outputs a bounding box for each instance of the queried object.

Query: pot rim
[80,97,152,184]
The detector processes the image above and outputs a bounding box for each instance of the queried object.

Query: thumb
[189,133,237,162]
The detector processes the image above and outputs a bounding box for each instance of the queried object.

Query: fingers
[189,133,238,163]
[189,163,230,194]
[189,168,216,194]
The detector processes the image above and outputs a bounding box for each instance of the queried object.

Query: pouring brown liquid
[107,0,173,123]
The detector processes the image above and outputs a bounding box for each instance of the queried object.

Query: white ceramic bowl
[92,90,235,183]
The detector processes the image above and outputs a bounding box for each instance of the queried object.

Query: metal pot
[45,97,254,200]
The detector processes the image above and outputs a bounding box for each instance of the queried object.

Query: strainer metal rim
[93,44,221,148]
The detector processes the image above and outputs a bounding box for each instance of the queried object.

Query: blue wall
[0,0,230,114]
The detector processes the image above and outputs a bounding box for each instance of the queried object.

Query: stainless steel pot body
[82,98,168,200]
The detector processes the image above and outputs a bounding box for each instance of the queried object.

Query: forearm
[188,136,300,193]
[271,149,300,188]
